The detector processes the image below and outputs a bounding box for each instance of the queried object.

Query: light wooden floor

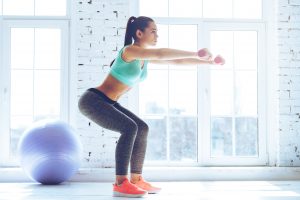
[1,181,300,200]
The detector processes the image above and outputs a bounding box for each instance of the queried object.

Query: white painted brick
[279,90,290,99]
[290,91,300,99]
[291,106,300,113]
[289,0,300,5]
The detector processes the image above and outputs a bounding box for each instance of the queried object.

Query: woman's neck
[133,42,147,48]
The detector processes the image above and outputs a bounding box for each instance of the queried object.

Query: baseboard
[1,167,300,183]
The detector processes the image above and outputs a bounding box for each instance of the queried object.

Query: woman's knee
[138,121,149,135]
[122,120,138,136]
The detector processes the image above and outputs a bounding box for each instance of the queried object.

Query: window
[2,0,66,16]
[0,0,69,166]
[135,0,266,166]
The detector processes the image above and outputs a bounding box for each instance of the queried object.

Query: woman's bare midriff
[95,74,131,101]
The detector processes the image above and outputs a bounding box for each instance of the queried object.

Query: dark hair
[110,16,154,67]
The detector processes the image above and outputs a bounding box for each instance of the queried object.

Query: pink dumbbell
[197,48,211,59]
[213,55,225,65]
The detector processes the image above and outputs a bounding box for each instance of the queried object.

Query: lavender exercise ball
[17,119,83,185]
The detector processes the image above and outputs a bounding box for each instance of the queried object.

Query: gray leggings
[78,88,149,175]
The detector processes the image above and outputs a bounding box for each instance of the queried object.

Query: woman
[78,16,225,198]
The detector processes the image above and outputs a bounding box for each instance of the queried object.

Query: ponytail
[110,16,154,67]
[124,16,136,46]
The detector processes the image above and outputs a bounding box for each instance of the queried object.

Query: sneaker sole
[113,191,148,198]
[148,189,161,194]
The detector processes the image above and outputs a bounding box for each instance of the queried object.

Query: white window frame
[129,0,277,167]
[200,22,267,166]
[0,19,69,166]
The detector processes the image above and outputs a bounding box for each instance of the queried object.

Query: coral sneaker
[113,178,148,198]
[132,177,161,194]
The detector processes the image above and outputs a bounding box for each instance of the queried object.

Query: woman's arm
[124,45,200,61]
[149,58,214,65]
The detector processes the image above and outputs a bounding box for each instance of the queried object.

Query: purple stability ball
[17,119,83,185]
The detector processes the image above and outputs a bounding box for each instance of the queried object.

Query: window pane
[169,0,202,18]
[10,116,33,157]
[211,117,232,156]
[156,24,168,49]
[169,25,197,52]
[139,70,168,115]
[35,0,66,16]
[0,0,2,15]
[139,0,168,17]
[203,0,232,18]
[234,31,257,70]
[234,0,262,19]
[11,28,34,69]
[169,70,197,115]
[35,28,61,69]
[210,31,233,69]
[144,117,167,160]
[170,117,197,161]
[34,70,60,117]
[10,70,33,115]
[235,117,258,156]
[3,0,34,15]
[235,71,257,116]
[149,24,168,70]
[211,70,233,115]
[169,25,197,70]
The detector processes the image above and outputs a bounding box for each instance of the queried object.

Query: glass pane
[211,117,232,156]
[169,70,197,115]
[156,24,168,49]
[169,25,197,70]
[211,70,233,115]
[34,70,60,117]
[139,70,168,115]
[235,117,258,156]
[169,0,202,18]
[0,0,2,15]
[10,115,33,157]
[3,0,34,15]
[35,28,61,69]
[235,71,257,116]
[144,117,167,160]
[10,70,33,115]
[139,0,168,17]
[170,117,197,161]
[149,24,168,70]
[234,0,262,19]
[169,25,197,52]
[234,31,257,70]
[11,28,34,69]
[203,0,232,18]
[210,31,233,69]
[35,0,66,16]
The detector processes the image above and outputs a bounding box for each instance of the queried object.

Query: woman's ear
[136,29,143,39]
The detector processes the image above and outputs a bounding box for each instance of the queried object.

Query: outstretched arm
[124,45,206,61]
[149,58,214,65]
[149,55,225,66]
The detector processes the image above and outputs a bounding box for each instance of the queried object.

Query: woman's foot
[113,178,148,198]
[131,176,161,194]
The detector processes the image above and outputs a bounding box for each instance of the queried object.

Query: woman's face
[138,21,158,47]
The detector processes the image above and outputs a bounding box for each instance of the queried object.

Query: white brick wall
[278,0,300,166]
[75,0,129,168]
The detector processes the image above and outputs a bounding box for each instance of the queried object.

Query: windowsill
[1,167,300,182]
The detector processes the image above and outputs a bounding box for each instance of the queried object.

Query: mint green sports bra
[110,45,148,87]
